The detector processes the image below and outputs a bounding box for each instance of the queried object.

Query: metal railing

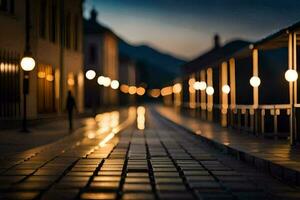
[180,102,291,140]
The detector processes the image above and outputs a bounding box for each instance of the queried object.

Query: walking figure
[66,91,77,131]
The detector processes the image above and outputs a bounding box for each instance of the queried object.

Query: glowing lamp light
[150,89,160,98]
[222,85,230,94]
[161,86,173,96]
[85,70,96,80]
[188,78,195,86]
[120,84,129,93]
[285,69,298,82]
[137,87,146,96]
[173,83,182,94]
[20,56,36,71]
[249,76,261,87]
[46,74,54,82]
[68,78,75,86]
[110,80,119,89]
[193,81,207,91]
[206,86,214,96]
[129,86,137,95]
[103,77,111,87]
[97,76,105,85]
[189,86,195,93]
[38,71,46,79]
[199,81,207,91]
[193,81,200,90]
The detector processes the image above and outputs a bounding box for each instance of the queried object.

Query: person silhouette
[66,91,77,131]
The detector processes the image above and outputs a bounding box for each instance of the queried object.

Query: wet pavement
[155,106,300,185]
[0,118,87,157]
[0,106,299,200]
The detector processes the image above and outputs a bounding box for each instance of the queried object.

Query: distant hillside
[119,39,186,88]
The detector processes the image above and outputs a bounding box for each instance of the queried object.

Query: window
[37,64,55,113]
[89,45,97,64]
[39,0,47,39]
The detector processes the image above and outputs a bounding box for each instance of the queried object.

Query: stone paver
[155,106,300,184]
[0,106,299,199]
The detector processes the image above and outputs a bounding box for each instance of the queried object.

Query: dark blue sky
[84,0,300,60]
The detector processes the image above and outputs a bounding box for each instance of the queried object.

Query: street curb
[153,108,300,186]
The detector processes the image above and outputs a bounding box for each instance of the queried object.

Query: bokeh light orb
[110,80,119,89]
[85,70,96,80]
[222,85,230,94]
[129,86,137,95]
[249,76,261,87]
[193,81,200,90]
[172,83,182,94]
[103,77,111,87]
[20,56,36,71]
[193,81,207,91]
[285,69,298,82]
[206,86,214,96]
[97,76,105,85]
[137,87,146,96]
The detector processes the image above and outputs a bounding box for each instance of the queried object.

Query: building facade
[0,0,84,120]
[170,25,300,145]
[84,9,119,108]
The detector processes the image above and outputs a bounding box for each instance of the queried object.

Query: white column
[189,74,196,109]
[252,48,259,108]
[200,70,206,110]
[207,68,213,121]
[229,58,236,108]
[221,61,228,127]
[288,32,297,145]
[207,68,213,107]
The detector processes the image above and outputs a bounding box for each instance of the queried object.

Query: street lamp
[129,86,137,95]
[250,76,261,87]
[20,55,35,132]
[199,81,207,91]
[20,57,35,71]
[206,86,214,96]
[110,80,119,89]
[137,87,146,96]
[97,76,105,85]
[194,81,207,91]
[85,70,96,80]
[222,84,230,94]
[103,77,111,87]
[285,69,298,145]
[21,0,35,132]
[172,83,182,94]
[285,69,298,82]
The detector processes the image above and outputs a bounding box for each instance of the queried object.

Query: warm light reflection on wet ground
[0,106,299,199]
[137,106,146,130]
[84,110,120,141]
[83,107,137,148]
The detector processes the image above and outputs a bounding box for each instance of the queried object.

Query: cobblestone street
[2,1,300,199]
[0,106,299,200]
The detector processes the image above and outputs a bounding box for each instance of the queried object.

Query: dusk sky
[84,0,300,60]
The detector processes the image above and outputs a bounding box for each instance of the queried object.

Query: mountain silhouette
[84,17,186,88]
[119,39,186,88]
